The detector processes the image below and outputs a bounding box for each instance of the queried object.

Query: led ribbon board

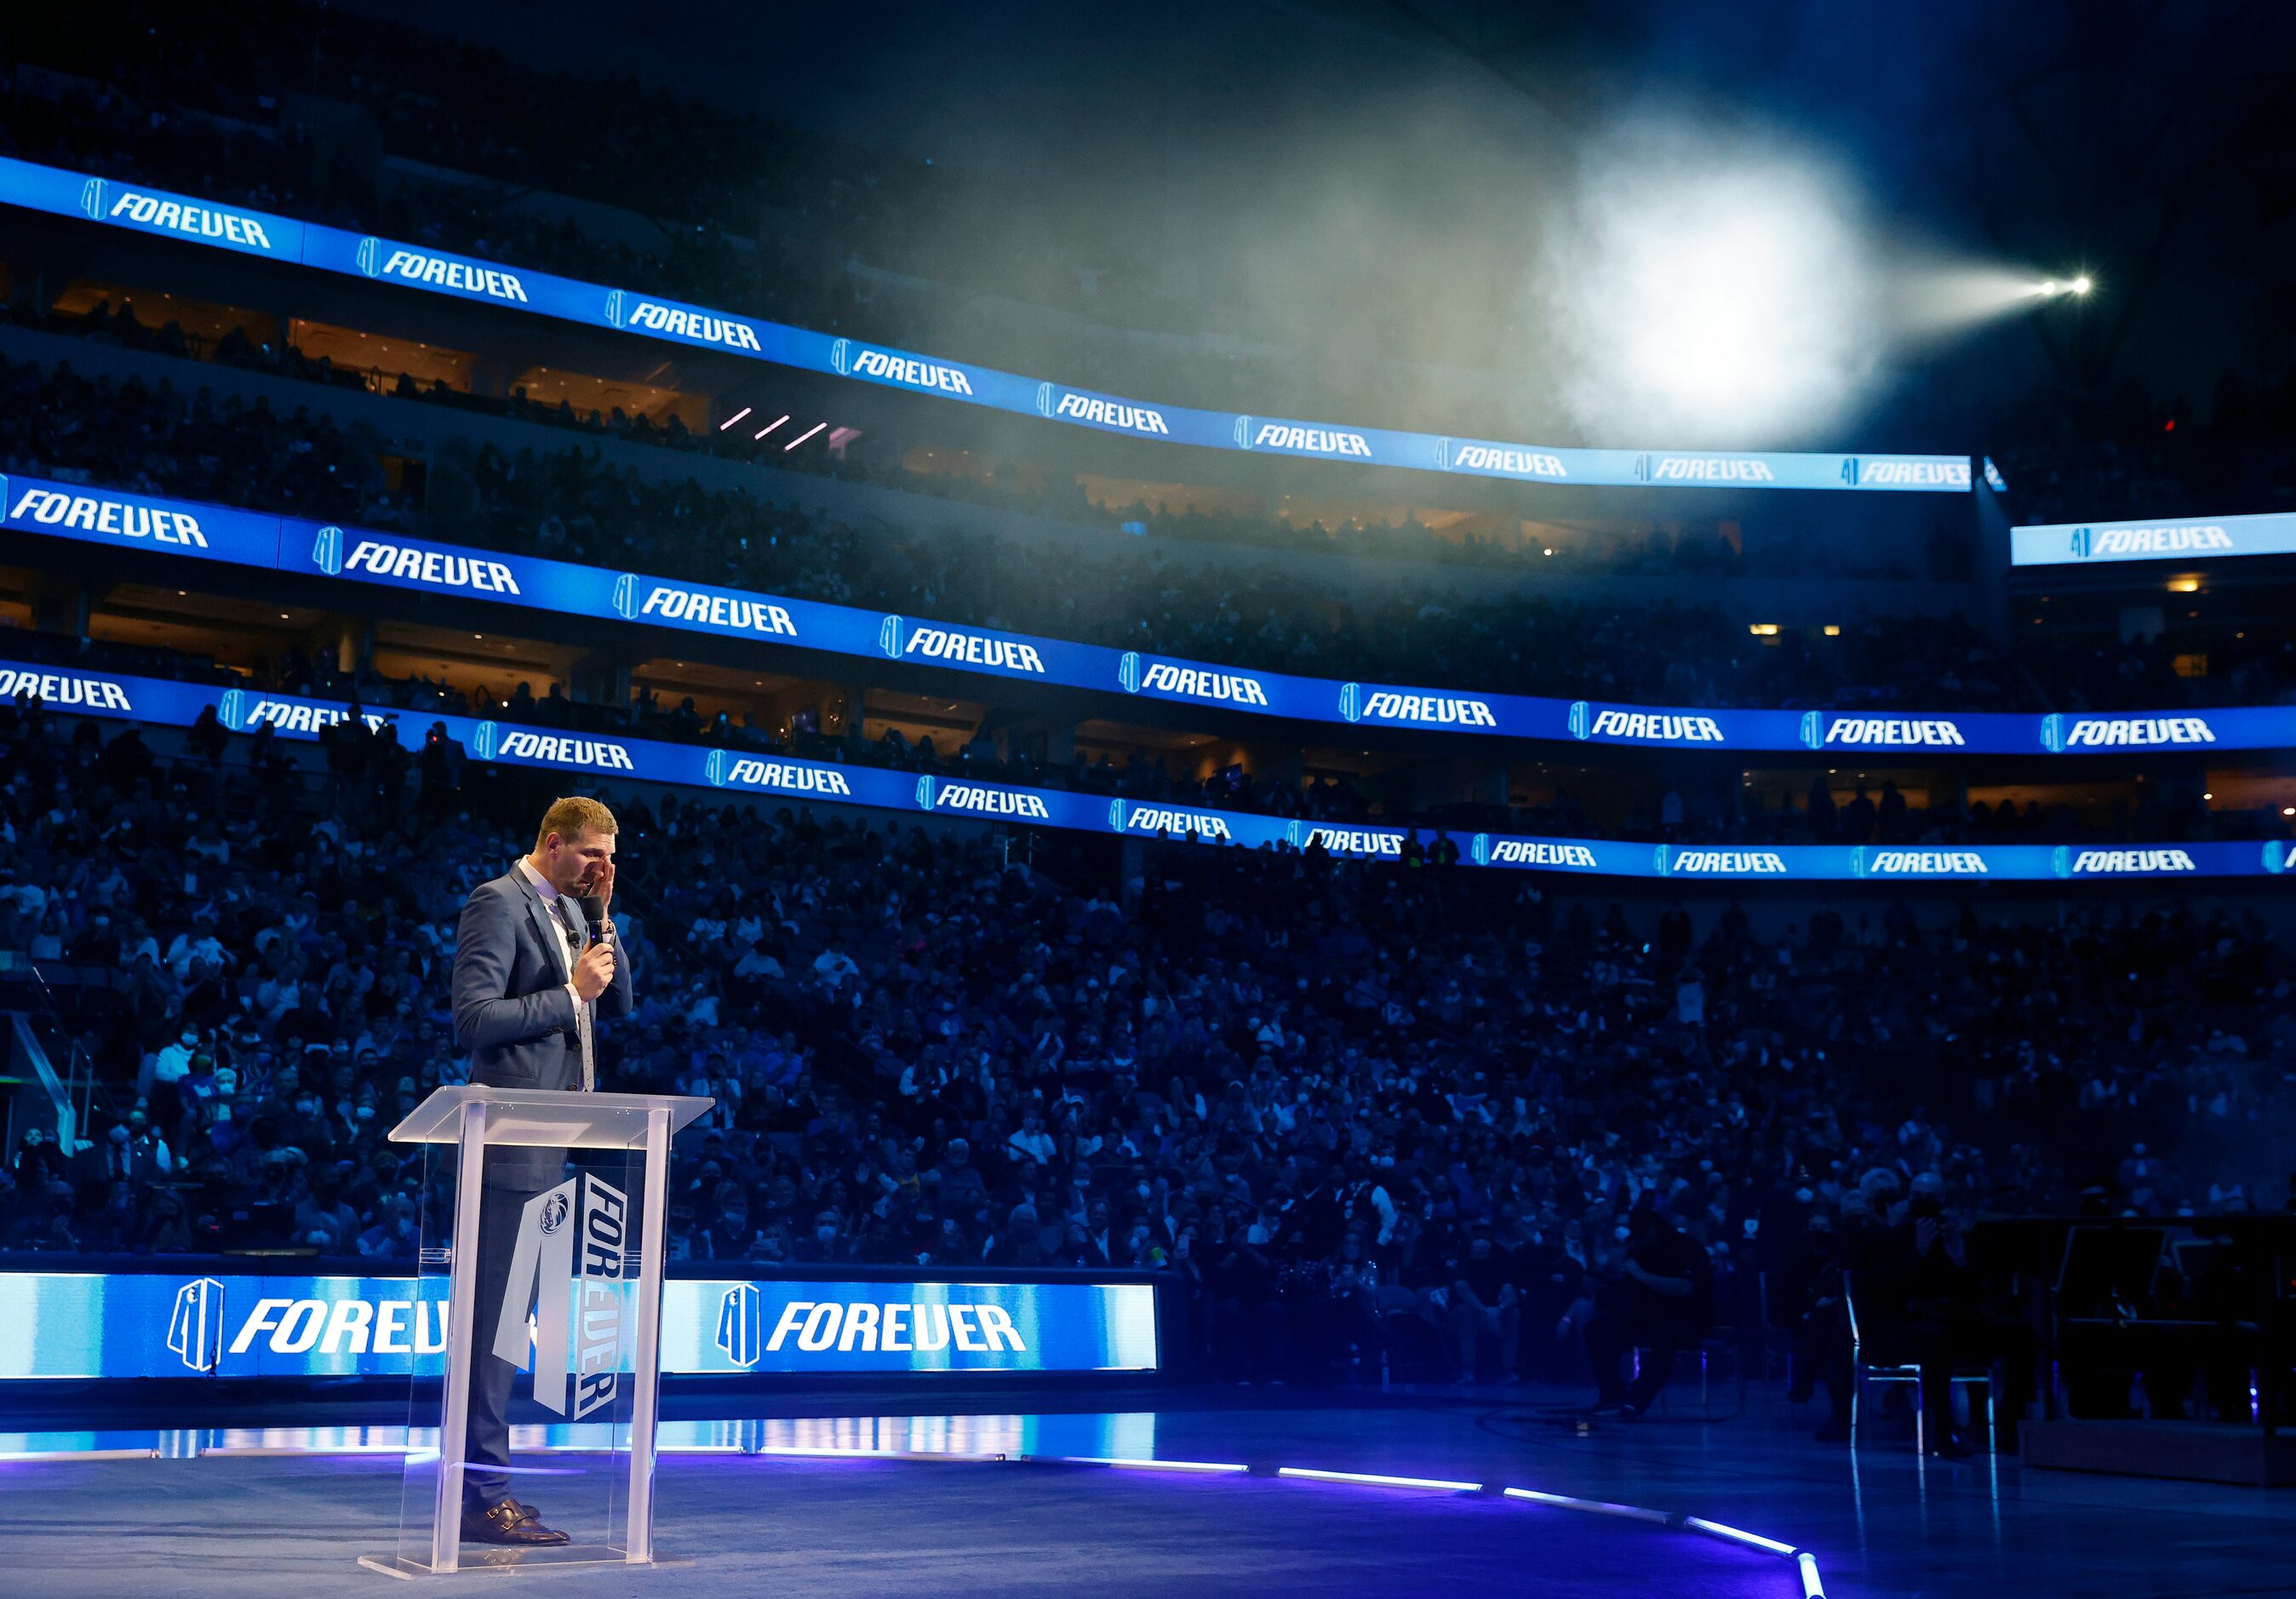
[1,655,2284,881]
[6,470,2292,756]
[2012,510,2296,566]
[0,156,1970,494]
[0,1271,1159,1378]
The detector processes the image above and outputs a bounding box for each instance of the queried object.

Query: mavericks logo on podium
[493,1172,630,1419]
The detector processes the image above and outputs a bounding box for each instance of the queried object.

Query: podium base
[358,1547,691,1579]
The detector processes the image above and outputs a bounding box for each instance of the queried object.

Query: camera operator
[1208,1197,1285,1383]
[1583,1206,1714,1416]
[1445,1230,1521,1384]
[1780,1205,1854,1441]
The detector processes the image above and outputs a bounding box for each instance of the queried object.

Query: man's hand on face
[573,942,616,1003]
[583,854,616,922]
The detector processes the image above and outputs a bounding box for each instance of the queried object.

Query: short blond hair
[535,795,618,853]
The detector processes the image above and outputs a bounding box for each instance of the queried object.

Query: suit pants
[463,1179,543,1506]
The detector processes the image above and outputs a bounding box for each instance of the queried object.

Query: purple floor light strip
[1052,1454,1825,1598]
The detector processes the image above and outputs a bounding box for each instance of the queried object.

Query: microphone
[576,895,609,943]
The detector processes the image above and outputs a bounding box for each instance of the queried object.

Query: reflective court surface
[3,1390,2293,1595]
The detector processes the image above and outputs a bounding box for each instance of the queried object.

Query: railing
[25,960,115,1142]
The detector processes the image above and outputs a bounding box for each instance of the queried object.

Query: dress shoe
[462,1496,570,1545]
[465,1494,542,1523]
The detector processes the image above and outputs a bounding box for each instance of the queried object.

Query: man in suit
[450,796,634,1545]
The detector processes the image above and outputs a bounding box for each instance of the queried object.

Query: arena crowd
[2,689,2287,1407]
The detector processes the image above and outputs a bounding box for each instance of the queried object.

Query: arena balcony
[0,321,2020,717]
[0,626,2285,892]
[2,36,1516,440]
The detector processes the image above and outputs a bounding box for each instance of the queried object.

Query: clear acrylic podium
[360,1086,712,1579]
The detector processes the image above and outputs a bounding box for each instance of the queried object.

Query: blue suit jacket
[451,866,635,1188]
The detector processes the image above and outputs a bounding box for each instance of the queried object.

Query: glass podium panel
[359,1088,707,1579]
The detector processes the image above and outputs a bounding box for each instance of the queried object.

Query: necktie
[553,897,595,1092]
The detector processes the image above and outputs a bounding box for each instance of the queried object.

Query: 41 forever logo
[169,1277,450,1369]
[169,1277,226,1372]
[212,686,385,736]
[713,1285,1028,1366]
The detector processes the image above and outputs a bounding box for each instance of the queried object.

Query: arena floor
[2,1388,2290,1596]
